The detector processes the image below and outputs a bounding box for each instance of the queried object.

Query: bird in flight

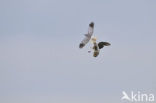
[79,22,94,48]
[79,22,111,57]
[91,37,110,57]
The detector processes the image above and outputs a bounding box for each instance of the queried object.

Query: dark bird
[91,37,111,57]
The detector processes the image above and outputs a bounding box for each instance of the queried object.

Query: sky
[0,0,156,103]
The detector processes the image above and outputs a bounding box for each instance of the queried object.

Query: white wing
[88,22,94,36]
[79,22,94,48]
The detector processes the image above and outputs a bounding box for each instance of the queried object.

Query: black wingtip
[89,22,94,28]
[105,42,111,46]
[79,43,85,48]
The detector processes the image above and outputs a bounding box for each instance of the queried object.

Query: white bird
[79,22,94,48]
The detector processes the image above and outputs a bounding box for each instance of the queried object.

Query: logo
[121,91,155,102]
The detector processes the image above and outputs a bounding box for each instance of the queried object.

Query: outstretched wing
[98,42,111,49]
[79,35,91,48]
[79,22,94,48]
[88,22,94,36]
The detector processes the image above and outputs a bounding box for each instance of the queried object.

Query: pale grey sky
[0,0,156,103]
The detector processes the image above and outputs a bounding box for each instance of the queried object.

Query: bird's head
[91,37,97,43]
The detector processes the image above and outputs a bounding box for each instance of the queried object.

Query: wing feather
[98,42,111,49]
[79,22,94,48]
[88,22,94,36]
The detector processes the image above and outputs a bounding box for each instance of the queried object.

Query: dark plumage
[89,22,94,28]
[79,43,85,48]
[98,42,111,49]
